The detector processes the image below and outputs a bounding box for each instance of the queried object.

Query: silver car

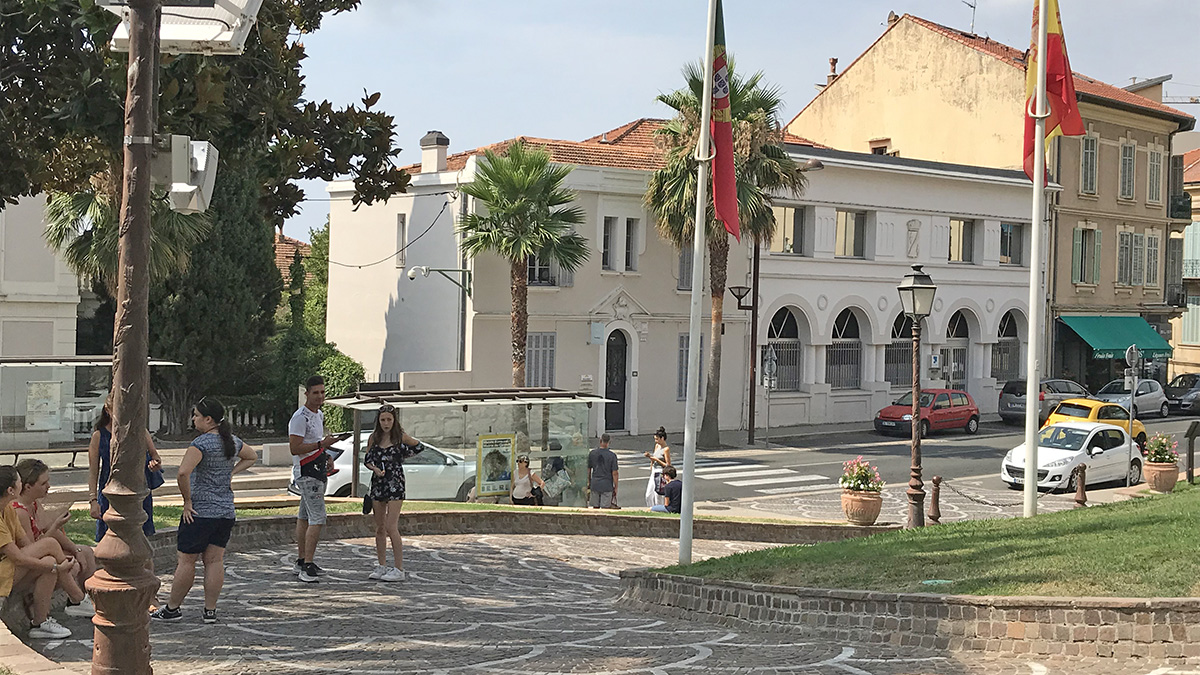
[1095,378,1169,418]
[997,379,1090,425]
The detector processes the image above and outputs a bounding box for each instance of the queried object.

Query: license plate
[1012,476,1024,484]
[881,421,896,427]
[1010,402,1025,410]
[1170,399,1181,405]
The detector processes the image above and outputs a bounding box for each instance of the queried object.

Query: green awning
[1059,315,1172,359]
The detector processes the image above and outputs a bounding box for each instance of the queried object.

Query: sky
[282,0,1200,242]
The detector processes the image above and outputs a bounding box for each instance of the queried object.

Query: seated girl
[14,459,97,616]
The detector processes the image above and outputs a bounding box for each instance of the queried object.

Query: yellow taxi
[1042,398,1147,448]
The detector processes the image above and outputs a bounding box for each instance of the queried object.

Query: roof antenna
[962,0,977,34]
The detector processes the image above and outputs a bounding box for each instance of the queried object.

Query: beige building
[787,13,1194,393]
[1169,149,1200,377]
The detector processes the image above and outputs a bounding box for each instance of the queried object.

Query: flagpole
[679,0,718,566]
[1023,0,1050,518]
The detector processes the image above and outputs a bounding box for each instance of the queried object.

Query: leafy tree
[458,142,589,387]
[318,352,364,433]
[303,218,330,338]
[645,59,805,447]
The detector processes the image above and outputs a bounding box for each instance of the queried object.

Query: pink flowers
[1145,432,1180,464]
[840,456,885,492]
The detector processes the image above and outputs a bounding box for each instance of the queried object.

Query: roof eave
[1078,92,1196,132]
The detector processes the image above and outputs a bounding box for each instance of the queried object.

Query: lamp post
[897,264,937,529]
[733,158,824,445]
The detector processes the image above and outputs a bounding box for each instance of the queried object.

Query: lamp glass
[897,265,937,318]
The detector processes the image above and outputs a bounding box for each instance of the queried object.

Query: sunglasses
[379,404,396,414]
[517,458,529,464]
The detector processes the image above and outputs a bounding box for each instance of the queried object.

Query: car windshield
[1169,374,1200,389]
[1001,380,1026,395]
[894,392,936,407]
[1053,402,1093,418]
[1038,427,1088,451]
[1098,380,1130,395]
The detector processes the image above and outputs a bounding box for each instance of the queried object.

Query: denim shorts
[295,476,327,525]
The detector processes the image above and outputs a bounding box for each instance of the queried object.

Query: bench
[0,447,86,468]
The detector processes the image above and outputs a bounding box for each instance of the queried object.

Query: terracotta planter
[1144,462,1179,493]
[841,489,883,526]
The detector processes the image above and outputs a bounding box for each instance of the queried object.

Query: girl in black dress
[363,405,425,582]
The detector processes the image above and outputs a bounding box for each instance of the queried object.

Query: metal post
[1128,363,1137,488]
[747,243,760,444]
[88,1,161,672]
[678,0,719,566]
[1023,0,1051,518]
[907,317,925,528]
[929,476,942,525]
[764,378,771,448]
[1074,465,1087,508]
[351,409,362,499]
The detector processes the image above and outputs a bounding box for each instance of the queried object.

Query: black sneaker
[298,563,319,583]
[292,558,304,574]
[150,605,182,622]
[308,562,325,576]
[203,609,217,624]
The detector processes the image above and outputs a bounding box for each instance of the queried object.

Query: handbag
[362,495,373,515]
[530,485,544,506]
[543,471,570,498]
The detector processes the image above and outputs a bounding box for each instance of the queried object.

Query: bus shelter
[324,388,610,505]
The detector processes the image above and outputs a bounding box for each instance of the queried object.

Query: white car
[1000,421,1144,491]
[324,436,476,501]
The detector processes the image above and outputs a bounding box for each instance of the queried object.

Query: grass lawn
[664,482,1200,598]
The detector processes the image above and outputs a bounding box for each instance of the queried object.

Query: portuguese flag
[1023,0,1085,183]
[710,0,739,241]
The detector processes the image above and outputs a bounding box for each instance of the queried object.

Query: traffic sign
[1125,345,1141,367]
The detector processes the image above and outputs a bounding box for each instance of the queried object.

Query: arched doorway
[766,307,803,391]
[992,311,1021,383]
[828,309,863,390]
[605,331,628,431]
[943,310,970,391]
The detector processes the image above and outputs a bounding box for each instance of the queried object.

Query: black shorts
[177,517,235,554]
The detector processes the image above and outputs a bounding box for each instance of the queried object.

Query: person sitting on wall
[651,466,682,514]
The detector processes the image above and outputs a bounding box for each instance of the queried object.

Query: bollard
[1074,465,1087,509]
[929,476,942,525]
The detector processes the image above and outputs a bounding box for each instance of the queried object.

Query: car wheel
[1160,402,1170,418]
[965,416,980,434]
[332,484,351,498]
[1129,460,1143,486]
[455,480,473,502]
[1063,470,1078,494]
[919,420,930,438]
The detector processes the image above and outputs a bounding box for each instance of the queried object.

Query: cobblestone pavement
[740,477,1082,524]
[33,534,1194,674]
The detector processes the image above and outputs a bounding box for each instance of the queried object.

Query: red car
[874,389,980,437]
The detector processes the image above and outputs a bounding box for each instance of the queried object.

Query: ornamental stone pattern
[619,569,1200,661]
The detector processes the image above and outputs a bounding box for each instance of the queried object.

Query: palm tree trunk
[511,257,529,388]
[699,234,729,448]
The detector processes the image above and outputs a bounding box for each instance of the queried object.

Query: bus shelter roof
[325,388,611,412]
[0,356,182,367]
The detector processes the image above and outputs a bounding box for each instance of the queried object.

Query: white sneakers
[29,617,71,640]
[379,567,405,582]
[64,596,96,618]
[369,564,387,580]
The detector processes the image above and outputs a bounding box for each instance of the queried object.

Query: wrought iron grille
[826,340,862,390]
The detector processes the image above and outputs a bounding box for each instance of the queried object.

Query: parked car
[324,437,476,501]
[874,389,980,437]
[1095,378,1169,418]
[1042,398,1147,449]
[997,378,1090,425]
[1165,373,1200,414]
[1000,422,1143,491]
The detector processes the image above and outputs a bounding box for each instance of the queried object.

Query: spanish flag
[710,0,739,241]
[1023,0,1085,183]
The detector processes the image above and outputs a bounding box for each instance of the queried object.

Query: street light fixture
[897,264,937,529]
[407,266,474,297]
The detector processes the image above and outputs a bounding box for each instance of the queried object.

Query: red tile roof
[1184,148,1200,185]
[904,15,1193,125]
[275,231,312,284]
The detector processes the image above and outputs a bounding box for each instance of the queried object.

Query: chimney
[420,130,450,173]
[827,58,839,86]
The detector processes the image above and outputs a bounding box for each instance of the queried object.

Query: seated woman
[14,459,96,617]
[0,465,79,640]
[510,456,546,506]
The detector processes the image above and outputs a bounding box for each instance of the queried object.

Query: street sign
[1125,345,1141,367]
[1124,367,1136,377]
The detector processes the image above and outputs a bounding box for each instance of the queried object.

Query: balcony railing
[1184,260,1200,280]
[1167,283,1187,308]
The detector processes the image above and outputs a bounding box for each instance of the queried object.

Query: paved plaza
[28,534,1195,674]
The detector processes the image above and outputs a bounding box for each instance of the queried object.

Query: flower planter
[841,489,883,526]
[1144,462,1179,493]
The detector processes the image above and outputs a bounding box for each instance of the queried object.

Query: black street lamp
[897,264,937,528]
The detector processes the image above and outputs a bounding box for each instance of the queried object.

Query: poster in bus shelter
[476,434,516,497]
[25,381,62,431]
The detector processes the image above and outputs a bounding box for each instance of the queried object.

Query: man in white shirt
[289,376,336,583]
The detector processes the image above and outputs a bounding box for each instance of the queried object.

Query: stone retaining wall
[618,569,1200,659]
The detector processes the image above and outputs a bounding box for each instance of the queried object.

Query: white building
[325,121,1040,436]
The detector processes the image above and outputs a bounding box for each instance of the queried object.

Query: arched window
[947,310,970,339]
[991,311,1021,382]
[827,309,863,390]
[764,308,802,391]
[944,310,971,391]
[885,314,914,388]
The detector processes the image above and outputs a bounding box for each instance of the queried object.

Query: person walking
[151,397,257,623]
[510,455,546,506]
[643,427,672,508]
[14,459,97,617]
[363,404,427,582]
[586,434,619,509]
[289,376,337,583]
[651,466,682,514]
[87,397,164,542]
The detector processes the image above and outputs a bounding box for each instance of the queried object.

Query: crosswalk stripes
[614,453,834,495]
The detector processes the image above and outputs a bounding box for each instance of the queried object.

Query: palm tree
[43,172,213,295]
[458,141,590,387]
[646,59,806,448]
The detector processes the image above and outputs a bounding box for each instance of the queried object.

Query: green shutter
[1093,228,1103,284]
[1071,227,1083,283]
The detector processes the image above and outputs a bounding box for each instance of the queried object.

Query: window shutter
[554,262,573,287]
[1071,228,1083,283]
[1092,229,1102,285]
[1132,233,1145,287]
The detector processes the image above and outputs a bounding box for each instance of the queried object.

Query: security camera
[407,266,429,281]
[407,268,418,281]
